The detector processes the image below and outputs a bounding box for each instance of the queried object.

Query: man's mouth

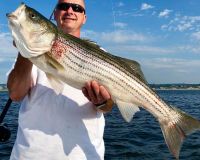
[62,17,76,21]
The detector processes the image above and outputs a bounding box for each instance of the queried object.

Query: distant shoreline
[0,89,8,92]
[153,88,200,91]
[150,84,200,91]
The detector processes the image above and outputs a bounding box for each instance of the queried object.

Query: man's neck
[63,29,81,38]
[69,31,80,38]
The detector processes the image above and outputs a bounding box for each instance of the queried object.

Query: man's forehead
[58,0,85,7]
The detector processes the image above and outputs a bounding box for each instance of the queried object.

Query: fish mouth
[6,3,26,21]
[6,13,17,20]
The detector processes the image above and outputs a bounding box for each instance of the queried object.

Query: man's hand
[82,81,113,113]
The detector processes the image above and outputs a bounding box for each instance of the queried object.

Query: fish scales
[63,40,172,117]
[52,36,171,119]
[61,38,172,118]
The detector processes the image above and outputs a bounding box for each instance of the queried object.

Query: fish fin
[46,73,64,94]
[82,38,98,45]
[159,107,200,159]
[45,53,65,71]
[81,38,103,49]
[114,56,147,84]
[116,100,140,122]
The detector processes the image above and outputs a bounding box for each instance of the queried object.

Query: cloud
[83,28,200,56]
[82,29,200,56]
[141,58,200,83]
[117,2,124,7]
[141,3,154,10]
[176,45,200,54]
[161,15,200,32]
[115,10,144,17]
[0,25,17,65]
[161,24,168,30]
[82,30,148,44]
[152,11,157,16]
[0,57,15,62]
[102,30,148,43]
[142,58,200,73]
[177,23,192,32]
[0,24,8,29]
[0,31,17,60]
[159,9,172,18]
[81,30,98,39]
[113,22,127,29]
[142,58,200,78]
[191,31,200,40]
[107,45,176,55]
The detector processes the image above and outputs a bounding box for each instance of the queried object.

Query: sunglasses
[56,2,85,14]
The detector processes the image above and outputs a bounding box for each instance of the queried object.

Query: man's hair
[57,0,85,6]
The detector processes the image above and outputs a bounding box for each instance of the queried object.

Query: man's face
[54,0,86,35]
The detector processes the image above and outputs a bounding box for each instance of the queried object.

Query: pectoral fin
[116,100,140,122]
[46,73,64,94]
[45,53,65,71]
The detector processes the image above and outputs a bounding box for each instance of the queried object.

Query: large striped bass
[7,3,200,159]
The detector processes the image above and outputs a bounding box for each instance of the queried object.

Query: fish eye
[30,13,35,18]
[29,12,37,19]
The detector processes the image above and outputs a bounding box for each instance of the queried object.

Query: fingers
[82,81,111,105]
[91,81,100,101]
[82,81,99,104]
[82,86,91,101]
[99,85,110,100]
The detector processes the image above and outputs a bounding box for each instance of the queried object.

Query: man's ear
[83,14,87,25]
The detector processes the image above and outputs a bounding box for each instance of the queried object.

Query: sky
[1,0,200,84]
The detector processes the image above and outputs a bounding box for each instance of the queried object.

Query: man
[8,0,113,159]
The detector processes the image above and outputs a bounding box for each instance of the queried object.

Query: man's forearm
[7,54,33,101]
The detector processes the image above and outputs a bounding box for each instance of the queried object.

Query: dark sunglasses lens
[57,3,70,10]
[71,4,85,13]
[57,3,85,13]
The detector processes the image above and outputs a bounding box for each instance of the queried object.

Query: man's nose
[66,6,74,13]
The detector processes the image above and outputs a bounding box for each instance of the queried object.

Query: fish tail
[159,107,200,160]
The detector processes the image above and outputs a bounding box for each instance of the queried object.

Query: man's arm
[7,54,33,101]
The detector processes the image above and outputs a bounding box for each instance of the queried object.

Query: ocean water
[0,90,200,160]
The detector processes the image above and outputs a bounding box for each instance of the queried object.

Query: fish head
[7,3,56,58]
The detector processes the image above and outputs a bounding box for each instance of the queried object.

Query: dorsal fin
[114,56,147,84]
[81,38,106,51]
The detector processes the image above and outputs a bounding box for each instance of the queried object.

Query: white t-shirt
[10,65,105,160]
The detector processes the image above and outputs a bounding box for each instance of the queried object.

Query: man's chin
[61,25,74,34]
[61,23,74,29]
